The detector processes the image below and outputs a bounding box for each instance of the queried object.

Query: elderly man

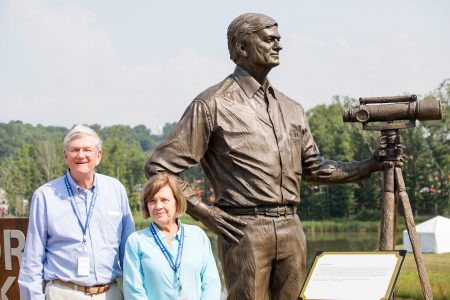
[19,125,135,300]
[145,13,383,300]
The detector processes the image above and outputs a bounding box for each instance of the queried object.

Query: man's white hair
[63,125,102,150]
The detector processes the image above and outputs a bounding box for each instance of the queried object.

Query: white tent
[403,216,450,254]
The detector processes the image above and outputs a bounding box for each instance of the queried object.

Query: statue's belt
[220,205,297,217]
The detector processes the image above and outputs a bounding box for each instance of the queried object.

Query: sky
[1,0,449,134]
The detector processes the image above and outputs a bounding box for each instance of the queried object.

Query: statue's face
[243,25,282,71]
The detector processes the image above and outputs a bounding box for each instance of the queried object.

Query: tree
[162,122,177,139]
[0,144,40,215]
[131,125,154,151]
[302,99,368,219]
[33,139,65,183]
[97,135,148,212]
[0,80,446,218]
[419,79,450,215]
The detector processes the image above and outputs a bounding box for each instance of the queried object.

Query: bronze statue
[145,13,384,300]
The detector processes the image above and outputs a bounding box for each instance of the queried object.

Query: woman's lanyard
[64,175,97,252]
[150,222,185,292]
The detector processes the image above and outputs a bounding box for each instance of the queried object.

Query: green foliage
[162,122,177,139]
[395,252,450,300]
[353,208,381,221]
[0,121,67,160]
[0,123,166,216]
[300,82,449,220]
[301,98,383,219]
[0,80,448,219]
[301,220,380,233]
[419,80,450,216]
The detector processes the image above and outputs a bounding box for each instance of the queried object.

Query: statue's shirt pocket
[289,126,303,175]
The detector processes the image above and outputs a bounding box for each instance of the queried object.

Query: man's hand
[371,143,406,172]
[187,201,247,244]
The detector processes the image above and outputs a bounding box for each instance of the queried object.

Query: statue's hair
[227,13,277,62]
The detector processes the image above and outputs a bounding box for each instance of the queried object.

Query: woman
[123,173,221,300]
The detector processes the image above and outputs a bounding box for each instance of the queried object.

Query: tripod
[378,128,433,300]
[342,94,442,299]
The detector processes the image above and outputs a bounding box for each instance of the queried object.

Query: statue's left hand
[205,206,247,244]
[188,201,247,244]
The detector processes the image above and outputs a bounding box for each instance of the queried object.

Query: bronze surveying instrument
[343,95,442,300]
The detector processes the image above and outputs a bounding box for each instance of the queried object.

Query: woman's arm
[199,230,221,300]
[123,235,148,300]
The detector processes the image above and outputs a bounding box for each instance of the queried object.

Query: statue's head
[227,13,278,64]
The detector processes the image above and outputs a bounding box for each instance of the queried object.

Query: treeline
[0,122,190,213]
[300,80,449,220]
[1,80,448,219]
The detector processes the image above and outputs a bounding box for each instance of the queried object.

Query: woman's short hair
[141,173,187,219]
[63,124,102,150]
[227,13,277,63]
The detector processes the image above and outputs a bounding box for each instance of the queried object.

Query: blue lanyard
[150,222,184,291]
[64,175,97,250]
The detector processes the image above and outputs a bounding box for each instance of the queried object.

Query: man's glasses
[66,148,98,157]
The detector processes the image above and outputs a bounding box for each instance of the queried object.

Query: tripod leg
[379,165,396,250]
[395,167,433,300]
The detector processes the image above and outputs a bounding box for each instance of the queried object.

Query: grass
[394,251,450,300]
[302,220,381,233]
[301,216,433,234]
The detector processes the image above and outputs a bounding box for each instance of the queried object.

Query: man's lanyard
[64,174,97,251]
[150,222,185,292]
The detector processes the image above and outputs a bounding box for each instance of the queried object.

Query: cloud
[1,0,448,132]
[0,0,230,132]
[273,30,449,109]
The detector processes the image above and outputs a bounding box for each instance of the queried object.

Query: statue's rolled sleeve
[144,99,214,216]
[300,112,374,184]
[145,99,212,177]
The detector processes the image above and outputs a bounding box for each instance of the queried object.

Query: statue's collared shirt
[18,170,135,300]
[147,66,370,208]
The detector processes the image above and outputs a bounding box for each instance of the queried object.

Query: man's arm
[303,136,404,183]
[303,153,382,184]
[145,99,246,244]
[119,183,135,268]
[18,192,47,300]
[299,109,384,184]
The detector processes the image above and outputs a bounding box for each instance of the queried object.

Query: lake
[209,230,402,298]
[306,231,382,268]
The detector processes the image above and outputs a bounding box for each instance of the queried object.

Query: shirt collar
[232,65,277,99]
[65,169,97,193]
[151,218,184,241]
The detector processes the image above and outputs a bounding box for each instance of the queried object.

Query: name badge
[77,256,90,276]
[108,210,121,216]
